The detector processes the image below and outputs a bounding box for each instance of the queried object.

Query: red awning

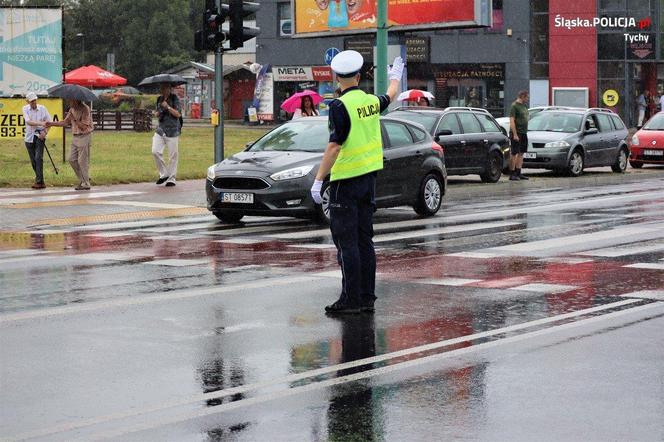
[65,65,127,88]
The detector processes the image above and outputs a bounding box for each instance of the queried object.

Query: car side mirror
[584,128,598,135]
[499,126,507,136]
[245,142,254,149]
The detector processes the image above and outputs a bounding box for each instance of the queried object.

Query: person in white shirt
[292,95,319,120]
[22,92,51,189]
[659,93,664,113]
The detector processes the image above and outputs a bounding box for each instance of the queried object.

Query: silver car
[523,108,629,176]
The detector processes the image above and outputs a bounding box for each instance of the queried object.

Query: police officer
[311,50,404,314]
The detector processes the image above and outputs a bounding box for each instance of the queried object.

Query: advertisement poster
[0,8,63,97]
[0,98,64,143]
[257,73,274,121]
[294,0,488,37]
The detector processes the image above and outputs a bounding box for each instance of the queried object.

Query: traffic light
[228,0,260,50]
[195,1,230,51]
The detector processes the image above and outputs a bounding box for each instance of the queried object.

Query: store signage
[435,64,505,80]
[293,0,491,37]
[273,66,313,82]
[344,36,374,59]
[405,37,429,63]
[273,66,333,82]
[602,89,619,107]
[628,34,655,59]
[312,66,333,82]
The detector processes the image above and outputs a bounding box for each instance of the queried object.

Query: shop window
[531,14,548,63]
[599,62,625,79]
[487,0,503,33]
[530,63,549,79]
[599,0,626,11]
[598,33,625,60]
[531,0,548,13]
[278,2,292,37]
[627,0,653,14]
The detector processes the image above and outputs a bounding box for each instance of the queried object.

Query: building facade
[255,0,664,126]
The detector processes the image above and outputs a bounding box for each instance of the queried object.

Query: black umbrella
[138,74,187,87]
[47,83,97,101]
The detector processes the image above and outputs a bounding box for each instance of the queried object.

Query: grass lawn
[0,127,268,188]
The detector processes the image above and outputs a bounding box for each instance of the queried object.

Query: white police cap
[331,50,364,77]
[26,92,38,102]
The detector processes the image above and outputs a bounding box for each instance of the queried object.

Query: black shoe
[360,294,377,313]
[325,299,361,314]
[165,182,176,187]
[156,177,168,185]
[518,174,529,180]
[509,174,520,181]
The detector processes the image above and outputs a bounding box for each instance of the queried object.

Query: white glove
[387,56,405,81]
[311,179,323,204]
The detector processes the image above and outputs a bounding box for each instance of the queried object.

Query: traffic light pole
[214,45,224,163]
[375,0,388,95]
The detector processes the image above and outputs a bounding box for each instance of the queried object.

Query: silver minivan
[523,108,629,176]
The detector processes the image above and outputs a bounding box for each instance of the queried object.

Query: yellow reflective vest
[330,89,384,182]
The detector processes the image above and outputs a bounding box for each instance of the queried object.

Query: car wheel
[611,148,629,173]
[414,173,443,217]
[480,151,503,183]
[567,149,584,177]
[214,212,244,224]
[314,181,331,225]
[629,161,644,169]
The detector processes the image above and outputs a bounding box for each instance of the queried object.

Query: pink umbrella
[397,89,435,102]
[280,90,324,113]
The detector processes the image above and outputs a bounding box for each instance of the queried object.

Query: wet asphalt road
[1,171,664,441]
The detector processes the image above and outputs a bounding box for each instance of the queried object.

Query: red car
[630,112,664,168]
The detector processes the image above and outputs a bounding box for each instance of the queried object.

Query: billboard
[293,0,492,37]
[0,98,64,143]
[0,8,63,97]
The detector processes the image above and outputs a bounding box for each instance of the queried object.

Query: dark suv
[387,107,510,183]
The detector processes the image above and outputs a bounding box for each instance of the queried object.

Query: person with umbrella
[46,85,95,190]
[139,75,185,187]
[22,92,51,189]
[281,90,323,120]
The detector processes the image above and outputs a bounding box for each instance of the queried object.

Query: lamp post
[76,33,85,65]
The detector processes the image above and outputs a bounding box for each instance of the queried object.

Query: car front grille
[212,177,270,190]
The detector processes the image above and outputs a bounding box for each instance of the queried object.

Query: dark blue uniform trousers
[329,172,377,306]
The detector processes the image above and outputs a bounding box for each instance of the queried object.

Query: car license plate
[221,193,254,204]
[644,149,663,156]
[523,152,537,159]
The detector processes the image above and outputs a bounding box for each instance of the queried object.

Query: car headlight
[207,165,216,181]
[269,165,315,181]
[544,140,570,149]
[631,135,639,146]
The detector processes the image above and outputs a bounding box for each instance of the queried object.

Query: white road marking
[71,252,151,262]
[0,249,51,257]
[577,242,664,257]
[84,232,136,238]
[288,243,337,249]
[0,190,143,205]
[623,262,664,270]
[144,259,209,267]
[136,222,222,233]
[314,270,343,278]
[66,216,215,232]
[94,201,194,209]
[416,277,482,286]
[620,290,664,301]
[374,221,522,243]
[509,283,578,294]
[11,298,646,442]
[478,223,664,257]
[539,257,594,264]
[445,251,502,259]
[0,276,322,324]
[216,238,269,245]
[0,255,57,265]
[75,300,664,442]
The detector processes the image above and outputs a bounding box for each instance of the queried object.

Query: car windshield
[528,112,582,133]
[643,114,664,130]
[388,110,439,133]
[247,120,329,152]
